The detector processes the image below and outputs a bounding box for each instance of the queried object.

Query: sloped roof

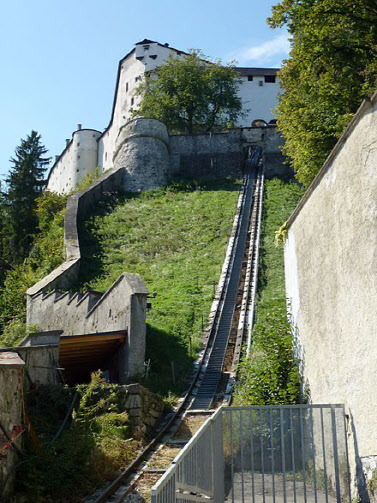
[234,67,279,77]
[135,38,157,45]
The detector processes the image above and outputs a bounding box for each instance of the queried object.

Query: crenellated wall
[27,164,148,380]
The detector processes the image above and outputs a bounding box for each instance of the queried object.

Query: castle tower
[113,117,169,191]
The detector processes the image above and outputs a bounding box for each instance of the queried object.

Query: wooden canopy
[59,330,127,369]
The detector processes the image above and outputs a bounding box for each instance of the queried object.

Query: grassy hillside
[235,178,305,405]
[0,178,241,396]
[78,179,241,395]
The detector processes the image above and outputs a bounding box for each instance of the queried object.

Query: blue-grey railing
[151,405,351,503]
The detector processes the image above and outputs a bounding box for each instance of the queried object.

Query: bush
[15,373,140,502]
[234,178,305,405]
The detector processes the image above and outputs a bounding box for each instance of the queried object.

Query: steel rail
[86,152,264,503]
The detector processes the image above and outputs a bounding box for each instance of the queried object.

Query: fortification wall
[284,92,377,493]
[169,127,285,179]
[27,165,147,379]
[47,128,101,194]
[113,117,170,191]
[169,130,243,179]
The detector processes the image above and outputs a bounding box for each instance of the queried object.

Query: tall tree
[0,185,8,284]
[269,0,377,186]
[132,50,243,134]
[4,131,50,261]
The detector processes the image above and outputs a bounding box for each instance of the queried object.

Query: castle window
[265,75,276,83]
[78,155,80,159]
[131,97,134,106]
[143,45,150,51]
[247,75,253,81]
[126,82,129,92]
[77,142,80,146]
[259,80,264,86]
[149,55,157,60]
[136,56,144,61]
[105,152,108,161]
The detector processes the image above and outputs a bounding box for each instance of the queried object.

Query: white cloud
[227,32,291,67]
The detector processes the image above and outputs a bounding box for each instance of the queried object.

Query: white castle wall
[238,74,280,126]
[47,128,101,194]
[98,42,182,172]
[48,40,281,194]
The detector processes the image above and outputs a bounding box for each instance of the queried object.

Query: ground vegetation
[13,372,139,503]
[235,178,305,405]
[79,178,241,395]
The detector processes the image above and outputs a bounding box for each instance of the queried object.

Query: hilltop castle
[46,39,281,194]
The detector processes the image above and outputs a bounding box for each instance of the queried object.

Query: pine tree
[0,185,8,284]
[4,131,50,262]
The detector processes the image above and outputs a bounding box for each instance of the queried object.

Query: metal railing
[151,408,224,503]
[151,405,351,503]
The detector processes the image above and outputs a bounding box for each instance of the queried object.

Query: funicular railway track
[87,150,264,503]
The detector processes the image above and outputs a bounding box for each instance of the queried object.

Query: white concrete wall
[284,94,377,469]
[47,128,101,194]
[237,75,280,126]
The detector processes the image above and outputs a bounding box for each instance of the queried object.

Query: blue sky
[0,0,289,181]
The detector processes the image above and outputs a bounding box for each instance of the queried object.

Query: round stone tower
[113,117,169,191]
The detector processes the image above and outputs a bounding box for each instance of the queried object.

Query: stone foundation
[0,352,25,502]
[119,383,165,436]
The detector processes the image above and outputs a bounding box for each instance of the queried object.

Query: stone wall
[0,346,59,386]
[119,383,165,436]
[26,166,147,380]
[113,117,170,191]
[0,353,24,502]
[169,127,287,180]
[169,130,243,179]
[284,91,377,498]
[27,274,147,379]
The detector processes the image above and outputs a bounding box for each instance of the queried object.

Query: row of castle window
[247,75,276,83]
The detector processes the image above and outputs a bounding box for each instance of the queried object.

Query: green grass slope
[78,179,241,395]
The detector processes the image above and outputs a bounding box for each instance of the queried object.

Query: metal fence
[151,408,224,503]
[151,405,351,503]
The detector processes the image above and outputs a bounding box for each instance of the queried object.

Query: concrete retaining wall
[284,91,377,497]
